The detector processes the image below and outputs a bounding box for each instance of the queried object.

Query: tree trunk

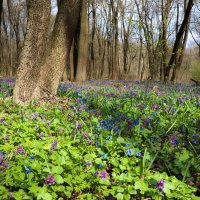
[75,0,88,82]
[164,0,193,82]
[0,0,2,29]
[13,0,51,102]
[38,0,81,95]
[171,0,191,82]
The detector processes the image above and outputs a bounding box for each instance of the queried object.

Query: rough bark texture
[13,0,51,102]
[36,0,81,96]
[164,0,193,82]
[75,0,88,82]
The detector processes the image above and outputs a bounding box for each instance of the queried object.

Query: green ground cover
[0,80,199,199]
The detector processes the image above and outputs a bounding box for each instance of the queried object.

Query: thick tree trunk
[75,0,88,82]
[13,0,51,102]
[38,0,81,95]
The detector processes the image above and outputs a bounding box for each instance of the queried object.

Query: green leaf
[54,175,64,184]
[127,185,137,195]
[116,193,124,200]
[52,166,64,175]
[135,180,148,194]
[117,137,125,143]
[99,179,111,185]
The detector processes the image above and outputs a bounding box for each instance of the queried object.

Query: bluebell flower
[136,152,141,158]
[107,136,112,140]
[30,156,35,160]
[0,152,4,156]
[193,140,199,144]
[124,143,130,147]
[97,163,103,167]
[114,126,119,133]
[25,169,31,174]
[102,153,107,159]
[133,119,139,126]
[27,166,32,170]
[193,133,198,138]
[126,149,132,156]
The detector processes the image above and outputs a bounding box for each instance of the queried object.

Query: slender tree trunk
[13,0,51,102]
[75,0,88,82]
[111,0,119,80]
[0,0,3,72]
[164,0,193,82]
[171,0,190,82]
[0,0,2,29]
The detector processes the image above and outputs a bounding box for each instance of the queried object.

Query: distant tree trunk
[75,0,88,82]
[161,0,173,82]
[0,0,2,29]
[13,0,51,101]
[89,0,96,79]
[164,0,194,82]
[0,0,3,71]
[110,0,119,80]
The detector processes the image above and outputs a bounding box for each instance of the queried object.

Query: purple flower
[2,134,9,141]
[17,146,26,154]
[88,140,92,145]
[59,128,64,133]
[51,140,58,152]
[95,170,100,176]
[127,120,133,127]
[0,117,5,123]
[45,175,55,185]
[156,180,165,192]
[1,161,8,168]
[83,132,88,137]
[169,134,179,146]
[68,112,74,119]
[100,170,107,179]
[143,118,150,126]
[77,123,82,130]
[86,161,93,166]
[39,132,44,138]
[31,113,38,120]
[0,156,3,163]
[97,110,101,116]
[9,193,14,199]
[152,104,159,110]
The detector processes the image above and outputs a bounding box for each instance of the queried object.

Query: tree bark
[0,0,2,29]
[38,0,81,95]
[164,0,194,82]
[13,0,51,102]
[75,0,88,82]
